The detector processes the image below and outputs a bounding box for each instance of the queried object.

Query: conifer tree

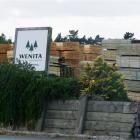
[34,41,38,49]
[0,33,12,44]
[29,44,34,51]
[124,32,134,40]
[26,40,30,49]
[80,57,128,101]
[54,33,62,42]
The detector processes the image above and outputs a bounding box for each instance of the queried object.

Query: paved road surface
[0,135,65,140]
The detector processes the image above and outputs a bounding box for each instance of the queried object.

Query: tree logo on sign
[26,40,38,51]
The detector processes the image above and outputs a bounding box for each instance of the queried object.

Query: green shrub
[80,57,128,101]
[0,62,80,129]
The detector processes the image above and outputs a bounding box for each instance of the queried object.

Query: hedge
[0,63,80,129]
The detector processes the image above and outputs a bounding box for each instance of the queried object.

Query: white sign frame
[14,27,52,72]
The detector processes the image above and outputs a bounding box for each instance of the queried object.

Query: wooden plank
[119,69,131,80]
[49,56,59,63]
[117,56,140,68]
[46,110,77,120]
[103,50,117,60]
[119,68,140,80]
[102,44,119,49]
[65,59,80,68]
[48,66,60,76]
[118,44,140,56]
[119,56,130,67]
[83,54,100,61]
[137,72,140,81]
[82,45,101,54]
[84,121,133,132]
[47,100,79,111]
[125,80,140,92]
[87,101,137,113]
[44,119,76,129]
[130,57,140,68]
[52,42,80,51]
[61,51,81,60]
[118,45,135,56]
[86,112,135,123]
[102,39,131,44]
[128,92,140,101]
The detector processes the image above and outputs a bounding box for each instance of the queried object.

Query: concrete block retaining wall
[37,96,140,139]
[84,101,136,138]
[44,100,79,134]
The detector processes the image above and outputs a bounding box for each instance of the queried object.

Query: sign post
[14,27,52,72]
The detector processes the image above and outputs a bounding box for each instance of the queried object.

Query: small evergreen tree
[26,40,30,49]
[79,35,87,44]
[29,44,34,51]
[54,31,104,45]
[54,33,62,42]
[87,37,95,45]
[124,32,134,40]
[80,57,128,101]
[94,35,104,44]
[68,30,79,41]
[34,41,38,49]
[0,33,12,44]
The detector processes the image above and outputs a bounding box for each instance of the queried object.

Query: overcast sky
[0,0,140,40]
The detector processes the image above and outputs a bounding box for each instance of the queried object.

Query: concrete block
[45,119,76,129]
[86,112,135,123]
[46,110,77,120]
[47,100,79,111]
[85,121,133,132]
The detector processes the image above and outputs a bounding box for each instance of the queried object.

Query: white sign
[14,27,52,71]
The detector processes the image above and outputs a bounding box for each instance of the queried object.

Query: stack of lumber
[79,44,102,76]
[0,44,13,63]
[102,39,131,65]
[51,42,80,51]
[81,44,101,61]
[116,42,140,101]
[51,42,81,65]
[48,56,60,76]
[102,39,140,101]
[50,42,102,77]
[7,50,14,60]
[50,42,81,76]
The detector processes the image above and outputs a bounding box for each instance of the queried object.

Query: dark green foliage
[80,35,87,44]
[124,32,134,40]
[87,37,94,45]
[68,30,79,42]
[54,33,62,42]
[34,40,38,49]
[54,30,104,45]
[26,40,30,49]
[94,35,104,44]
[0,33,12,44]
[0,63,80,129]
[29,44,34,51]
[80,57,128,101]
